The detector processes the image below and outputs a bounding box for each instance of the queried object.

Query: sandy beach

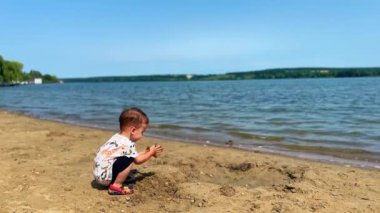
[0,110,379,212]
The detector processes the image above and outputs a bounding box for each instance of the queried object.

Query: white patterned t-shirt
[93,133,138,185]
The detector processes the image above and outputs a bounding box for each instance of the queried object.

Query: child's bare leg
[112,163,133,189]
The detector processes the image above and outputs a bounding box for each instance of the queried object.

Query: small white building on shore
[33,78,42,84]
[186,74,193,80]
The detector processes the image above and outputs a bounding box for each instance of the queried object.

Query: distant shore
[1,110,379,212]
[62,67,380,83]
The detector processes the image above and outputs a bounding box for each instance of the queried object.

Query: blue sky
[1,0,379,78]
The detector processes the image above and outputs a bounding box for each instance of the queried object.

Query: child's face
[130,123,147,142]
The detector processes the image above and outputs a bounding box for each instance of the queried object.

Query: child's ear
[130,126,136,134]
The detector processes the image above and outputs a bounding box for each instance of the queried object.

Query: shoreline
[2,108,379,170]
[1,110,380,212]
[147,133,380,170]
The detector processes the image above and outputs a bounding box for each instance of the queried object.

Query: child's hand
[146,144,163,158]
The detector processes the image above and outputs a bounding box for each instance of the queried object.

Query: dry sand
[0,110,379,212]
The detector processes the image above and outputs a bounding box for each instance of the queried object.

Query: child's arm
[134,144,163,165]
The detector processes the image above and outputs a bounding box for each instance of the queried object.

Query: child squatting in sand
[93,107,163,195]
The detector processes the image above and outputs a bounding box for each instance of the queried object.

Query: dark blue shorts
[111,156,134,184]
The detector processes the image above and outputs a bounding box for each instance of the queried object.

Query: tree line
[226,67,380,80]
[0,54,59,84]
[63,67,380,83]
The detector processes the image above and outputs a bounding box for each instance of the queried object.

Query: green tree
[42,74,59,83]
[24,70,44,82]
[29,70,43,78]
[2,60,24,83]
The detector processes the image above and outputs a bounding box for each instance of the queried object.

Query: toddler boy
[93,107,163,195]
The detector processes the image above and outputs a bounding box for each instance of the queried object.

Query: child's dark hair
[119,107,149,130]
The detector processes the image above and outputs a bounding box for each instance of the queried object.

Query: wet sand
[0,110,379,212]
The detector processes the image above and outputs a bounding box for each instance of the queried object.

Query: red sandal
[108,184,134,195]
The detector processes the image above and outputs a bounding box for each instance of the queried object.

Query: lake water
[1,78,379,168]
